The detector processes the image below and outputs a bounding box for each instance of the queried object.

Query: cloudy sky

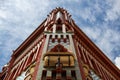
[0,0,120,71]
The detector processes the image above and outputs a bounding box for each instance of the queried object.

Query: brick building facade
[0,7,120,80]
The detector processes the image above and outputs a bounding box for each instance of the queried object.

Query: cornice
[12,19,47,57]
[72,21,120,78]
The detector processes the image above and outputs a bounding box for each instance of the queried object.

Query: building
[0,7,120,80]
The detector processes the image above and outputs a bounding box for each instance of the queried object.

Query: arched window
[56,18,62,33]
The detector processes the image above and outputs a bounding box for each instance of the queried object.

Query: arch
[57,18,62,24]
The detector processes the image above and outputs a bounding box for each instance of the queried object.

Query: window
[56,18,62,33]
[56,25,62,33]
[41,70,47,80]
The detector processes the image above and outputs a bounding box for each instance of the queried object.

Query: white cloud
[0,0,54,40]
[82,27,101,40]
[115,56,120,69]
[80,8,96,23]
[0,10,7,19]
[105,0,120,21]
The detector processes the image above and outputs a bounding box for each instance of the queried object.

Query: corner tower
[36,8,82,80]
[37,8,81,80]
[0,7,120,80]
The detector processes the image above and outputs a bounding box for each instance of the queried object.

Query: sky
[0,0,120,71]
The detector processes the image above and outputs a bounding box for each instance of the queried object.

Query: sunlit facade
[0,7,120,80]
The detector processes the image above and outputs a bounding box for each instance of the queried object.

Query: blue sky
[0,0,120,71]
